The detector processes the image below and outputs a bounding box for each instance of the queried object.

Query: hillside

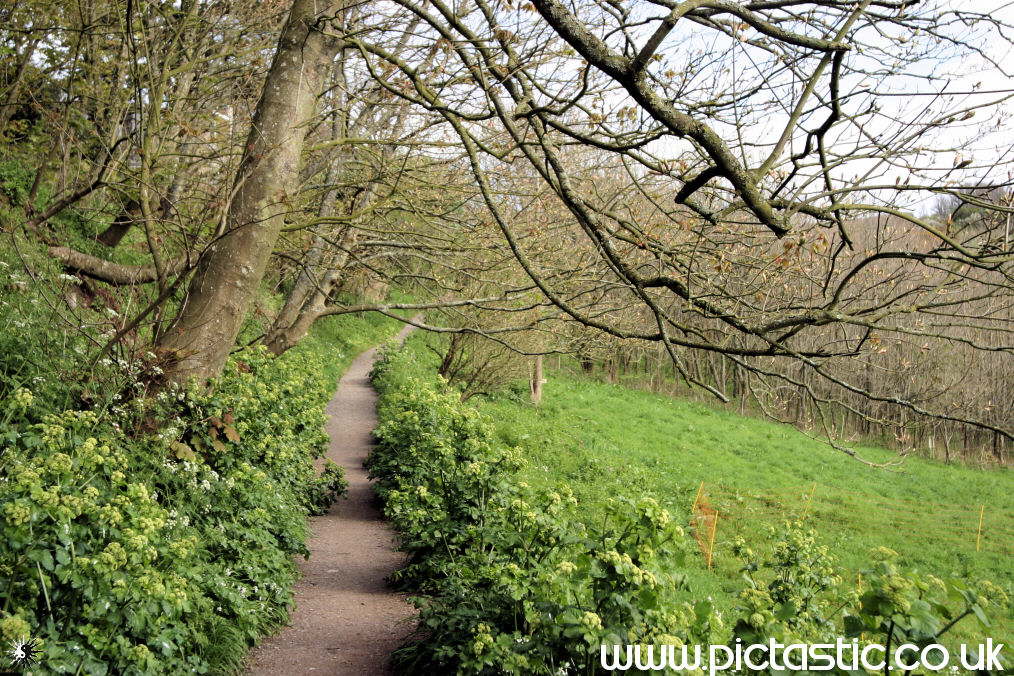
[395,333,1014,647]
[489,375,1013,586]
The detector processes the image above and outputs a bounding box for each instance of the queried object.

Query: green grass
[299,307,408,381]
[398,334,1014,643]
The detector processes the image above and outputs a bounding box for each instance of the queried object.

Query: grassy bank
[391,333,1013,651]
[489,375,1013,583]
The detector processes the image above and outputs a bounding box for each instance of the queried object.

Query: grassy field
[398,334,1014,643]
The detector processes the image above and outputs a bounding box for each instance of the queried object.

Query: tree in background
[339,0,1012,458]
[2,0,1011,459]
[154,0,343,382]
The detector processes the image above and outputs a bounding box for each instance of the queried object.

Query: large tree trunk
[156,0,337,383]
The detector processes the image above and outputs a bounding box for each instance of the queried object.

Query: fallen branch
[48,246,181,286]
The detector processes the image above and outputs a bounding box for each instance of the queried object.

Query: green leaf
[904,600,940,639]
[55,547,70,566]
[775,601,797,621]
[29,548,55,571]
[970,603,990,627]
[172,441,196,461]
[638,587,658,610]
[843,614,865,637]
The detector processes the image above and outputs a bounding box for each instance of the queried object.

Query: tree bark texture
[530,354,544,405]
[49,246,181,285]
[157,0,338,383]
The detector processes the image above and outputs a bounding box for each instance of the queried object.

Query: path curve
[245,325,416,675]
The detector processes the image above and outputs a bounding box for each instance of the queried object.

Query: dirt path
[245,325,416,675]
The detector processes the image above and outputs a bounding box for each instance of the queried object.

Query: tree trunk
[265,155,349,347]
[439,334,463,379]
[530,354,544,405]
[48,245,182,285]
[96,198,141,247]
[264,234,335,353]
[264,145,377,354]
[156,0,337,384]
[0,34,40,133]
[264,268,341,355]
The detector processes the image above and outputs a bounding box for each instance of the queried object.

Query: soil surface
[245,326,416,675]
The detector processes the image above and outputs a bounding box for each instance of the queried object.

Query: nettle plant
[731,524,1007,672]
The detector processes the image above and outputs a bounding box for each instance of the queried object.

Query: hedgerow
[0,345,347,674]
[368,343,1008,675]
[370,345,707,673]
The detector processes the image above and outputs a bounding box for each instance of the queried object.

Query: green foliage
[730,528,1007,672]
[462,352,1013,645]
[0,237,410,672]
[370,342,1008,675]
[307,460,348,516]
[849,548,1007,649]
[0,345,348,674]
[0,240,92,412]
[0,159,33,206]
[0,231,182,416]
[732,525,842,638]
[370,346,722,674]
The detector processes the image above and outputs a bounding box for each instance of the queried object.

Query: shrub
[369,344,1006,675]
[369,346,718,674]
[0,346,347,674]
[729,527,1007,669]
[434,332,529,402]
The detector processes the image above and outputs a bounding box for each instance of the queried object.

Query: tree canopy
[2,0,1011,459]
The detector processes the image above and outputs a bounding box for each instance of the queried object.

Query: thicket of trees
[2,0,1011,461]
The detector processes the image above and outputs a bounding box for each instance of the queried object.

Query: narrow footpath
[246,325,416,675]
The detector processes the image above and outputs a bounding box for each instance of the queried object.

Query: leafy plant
[370,343,1008,675]
[370,346,718,674]
[730,527,1007,674]
[0,343,348,673]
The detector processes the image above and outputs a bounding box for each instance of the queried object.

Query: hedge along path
[246,323,417,675]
